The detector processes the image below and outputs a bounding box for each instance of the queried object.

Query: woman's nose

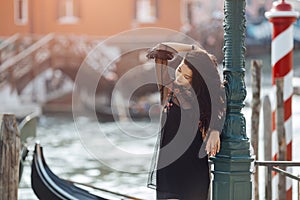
[178,74,185,80]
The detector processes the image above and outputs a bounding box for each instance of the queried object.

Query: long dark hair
[184,49,224,135]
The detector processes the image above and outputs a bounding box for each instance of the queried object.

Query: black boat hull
[31,143,107,200]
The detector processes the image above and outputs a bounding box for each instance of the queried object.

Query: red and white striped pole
[265,1,299,199]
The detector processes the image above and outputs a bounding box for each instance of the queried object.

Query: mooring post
[265,1,299,199]
[263,95,272,200]
[298,175,300,200]
[0,114,21,200]
[276,78,286,200]
[251,59,262,200]
[210,0,254,199]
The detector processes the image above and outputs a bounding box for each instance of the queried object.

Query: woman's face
[175,60,193,87]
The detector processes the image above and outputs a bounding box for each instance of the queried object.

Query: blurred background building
[0,0,182,36]
[0,0,299,115]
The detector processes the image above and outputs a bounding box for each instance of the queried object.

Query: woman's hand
[205,130,221,157]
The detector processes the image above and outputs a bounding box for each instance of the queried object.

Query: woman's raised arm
[147,43,177,104]
[161,42,201,52]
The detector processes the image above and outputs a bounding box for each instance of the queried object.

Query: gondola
[19,145,29,182]
[31,143,142,200]
[17,110,40,182]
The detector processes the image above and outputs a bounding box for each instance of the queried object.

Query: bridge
[0,34,137,106]
[0,34,108,95]
[0,31,179,114]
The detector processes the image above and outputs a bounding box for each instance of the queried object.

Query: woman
[147,43,225,200]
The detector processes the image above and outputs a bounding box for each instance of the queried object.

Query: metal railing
[255,161,300,200]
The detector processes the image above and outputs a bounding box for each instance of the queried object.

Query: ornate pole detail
[211,0,254,199]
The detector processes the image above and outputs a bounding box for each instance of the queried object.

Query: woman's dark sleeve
[147,44,177,104]
[209,90,226,134]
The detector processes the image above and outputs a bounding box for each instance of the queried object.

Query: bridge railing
[50,35,97,69]
[0,34,20,65]
[255,161,300,200]
[0,34,41,65]
[0,33,106,96]
[0,33,55,91]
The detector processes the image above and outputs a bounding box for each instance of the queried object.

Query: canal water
[18,114,158,199]
[18,94,300,200]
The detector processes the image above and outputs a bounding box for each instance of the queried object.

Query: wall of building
[0,0,30,35]
[0,0,182,37]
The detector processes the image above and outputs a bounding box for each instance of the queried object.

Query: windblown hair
[184,49,225,135]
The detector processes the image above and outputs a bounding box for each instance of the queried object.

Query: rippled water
[19,114,158,199]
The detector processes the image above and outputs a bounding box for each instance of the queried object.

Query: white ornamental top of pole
[265,0,299,19]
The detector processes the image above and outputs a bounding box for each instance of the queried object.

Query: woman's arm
[154,59,172,104]
[161,42,200,52]
[147,44,177,104]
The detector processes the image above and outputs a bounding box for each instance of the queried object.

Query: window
[57,0,80,24]
[135,0,158,23]
[247,0,252,6]
[14,0,28,25]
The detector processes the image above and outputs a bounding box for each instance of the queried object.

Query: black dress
[148,85,210,200]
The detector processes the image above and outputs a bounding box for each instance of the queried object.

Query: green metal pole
[211,0,254,199]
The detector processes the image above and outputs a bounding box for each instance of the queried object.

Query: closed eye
[177,66,191,79]
[184,75,192,79]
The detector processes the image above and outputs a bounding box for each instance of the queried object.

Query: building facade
[0,0,182,36]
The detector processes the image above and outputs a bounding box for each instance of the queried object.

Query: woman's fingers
[217,140,220,153]
[210,146,216,157]
[210,146,217,157]
[205,131,221,156]
[146,49,174,60]
[147,43,178,60]
[215,138,220,153]
[205,140,215,156]
[206,141,212,155]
